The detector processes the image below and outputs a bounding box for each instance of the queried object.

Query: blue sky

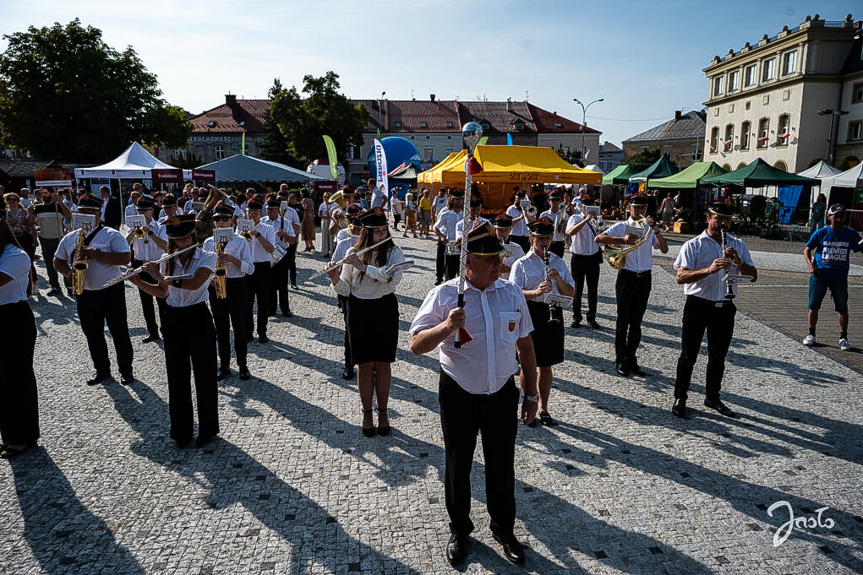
[0,1,855,147]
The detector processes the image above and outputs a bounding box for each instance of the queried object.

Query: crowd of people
[2,176,861,567]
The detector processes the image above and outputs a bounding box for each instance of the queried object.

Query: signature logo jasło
[767,500,835,547]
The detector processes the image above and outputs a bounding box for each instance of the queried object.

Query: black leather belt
[621,269,651,278]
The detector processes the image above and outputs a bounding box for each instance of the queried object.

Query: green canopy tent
[700,158,817,187]
[648,161,728,189]
[601,164,636,185]
[701,158,818,224]
[629,156,678,184]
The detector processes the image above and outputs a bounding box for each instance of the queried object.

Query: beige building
[703,14,862,172]
[622,110,706,169]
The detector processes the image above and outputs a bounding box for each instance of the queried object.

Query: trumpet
[132,223,146,240]
[520,199,537,219]
[240,224,254,242]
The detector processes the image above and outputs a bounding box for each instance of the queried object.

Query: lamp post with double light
[817,108,849,165]
[573,97,604,165]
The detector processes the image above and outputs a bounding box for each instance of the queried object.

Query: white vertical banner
[374,138,389,204]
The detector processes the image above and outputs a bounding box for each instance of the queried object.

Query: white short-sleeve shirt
[674,231,754,301]
[55,226,131,291]
[164,248,217,307]
[0,245,31,304]
[603,218,659,273]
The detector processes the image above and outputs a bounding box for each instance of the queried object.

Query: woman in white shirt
[0,213,39,458]
[328,208,405,437]
[132,214,219,449]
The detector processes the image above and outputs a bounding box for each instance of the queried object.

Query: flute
[307,236,392,281]
[100,244,197,288]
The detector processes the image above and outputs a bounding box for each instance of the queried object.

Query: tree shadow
[7,450,146,574]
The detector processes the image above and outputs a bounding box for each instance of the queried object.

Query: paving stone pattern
[1,234,862,574]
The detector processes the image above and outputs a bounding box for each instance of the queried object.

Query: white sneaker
[839,338,851,351]
[803,334,816,346]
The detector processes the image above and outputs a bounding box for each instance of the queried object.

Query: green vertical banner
[377,128,381,142]
[477,136,488,147]
[242,132,246,155]
[323,135,339,180]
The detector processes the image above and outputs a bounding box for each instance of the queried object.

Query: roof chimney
[430,93,436,103]
[674,110,682,121]
[226,94,237,108]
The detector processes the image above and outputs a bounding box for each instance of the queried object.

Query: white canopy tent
[73,142,187,180]
[796,161,842,206]
[582,164,604,175]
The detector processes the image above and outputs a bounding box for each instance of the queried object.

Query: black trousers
[0,301,39,445]
[285,243,298,286]
[570,251,602,322]
[245,262,271,339]
[339,294,352,369]
[160,302,219,442]
[675,296,736,403]
[436,240,446,282]
[445,254,460,281]
[133,258,160,336]
[614,269,651,366]
[209,279,248,369]
[76,283,134,376]
[549,241,565,258]
[510,235,530,253]
[38,236,61,289]
[269,255,291,315]
[439,372,519,539]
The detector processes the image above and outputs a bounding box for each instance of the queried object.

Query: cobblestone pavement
[2,233,862,574]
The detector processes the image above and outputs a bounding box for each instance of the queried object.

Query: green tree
[259,78,299,167]
[0,19,191,162]
[268,71,368,164]
[625,149,661,171]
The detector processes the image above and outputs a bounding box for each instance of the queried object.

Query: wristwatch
[524,394,539,403]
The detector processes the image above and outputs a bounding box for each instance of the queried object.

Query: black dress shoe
[217,366,231,380]
[588,319,601,329]
[446,534,468,566]
[282,310,294,318]
[539,411,557,426]
[434,279,442,286]
[120,372,135,385]
[175,437,192,449]
[492,532,525,564]
[615,363,630,377]
[290,284,299,290]
[258,335,270,344]
[142,333,160,343]
[569,320,581,328]
[195,434,215,448]
[671,398,687,418]
[341,367,355,380]
[629,364,647,377]
[704,398,737,418]
[239,366,251,380]
[86,372,111,386]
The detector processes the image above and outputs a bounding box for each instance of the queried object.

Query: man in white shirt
[367,178,388,211]
[390,194,403,231]
[539,191,567,257]
[328,210,363,380]
[125,195,169,343]
[433,190,464,282]
[672,201,757,419]
[54,194,135,385]
[504,190,532,253]
[410,223,537,567]
[432,188,450,284]
[565,199,603,329]
[595,193,668,377]
[263,199,295,318]
[493,216,524,276]
[454,198,489,240]
[243,199,276,343]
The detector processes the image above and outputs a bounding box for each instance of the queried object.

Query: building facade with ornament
[702,13,862,172]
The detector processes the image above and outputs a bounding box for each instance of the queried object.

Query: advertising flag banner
[323,135,339,180]
[374,138,389,201]
[151,168,184,185]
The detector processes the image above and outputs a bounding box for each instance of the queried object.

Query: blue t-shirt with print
[805,225,863,279]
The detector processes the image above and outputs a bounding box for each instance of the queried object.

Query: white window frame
[762,58,776,81]
[744,64,757,87]
[713,76,724,97]
[728,70,739,92]
[782,51,797,75]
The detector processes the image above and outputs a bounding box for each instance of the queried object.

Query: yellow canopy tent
[417,145,601,212]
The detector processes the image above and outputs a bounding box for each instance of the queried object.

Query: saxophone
[214,239,228,299]
[72,228,88,295]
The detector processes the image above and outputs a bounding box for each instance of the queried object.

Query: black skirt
[347,293,398,364]
[527,300,564,367]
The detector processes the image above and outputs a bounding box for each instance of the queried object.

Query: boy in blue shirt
[803,204,863,350]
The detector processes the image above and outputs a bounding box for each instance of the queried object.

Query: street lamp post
[573,97,604,165]
[817,108,849,165]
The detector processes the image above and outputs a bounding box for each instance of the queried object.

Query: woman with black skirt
[329,208,405,436]
[131,214,219,448]
[0,212,39,458]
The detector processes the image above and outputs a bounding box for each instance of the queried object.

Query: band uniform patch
[508,320,516,332]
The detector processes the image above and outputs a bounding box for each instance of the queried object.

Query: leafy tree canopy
[0,19,191,163]
[625,148,662,171]
[268,71,368,165]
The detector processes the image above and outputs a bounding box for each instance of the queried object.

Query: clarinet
[544,246,560,324]
[722,230,735,300]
